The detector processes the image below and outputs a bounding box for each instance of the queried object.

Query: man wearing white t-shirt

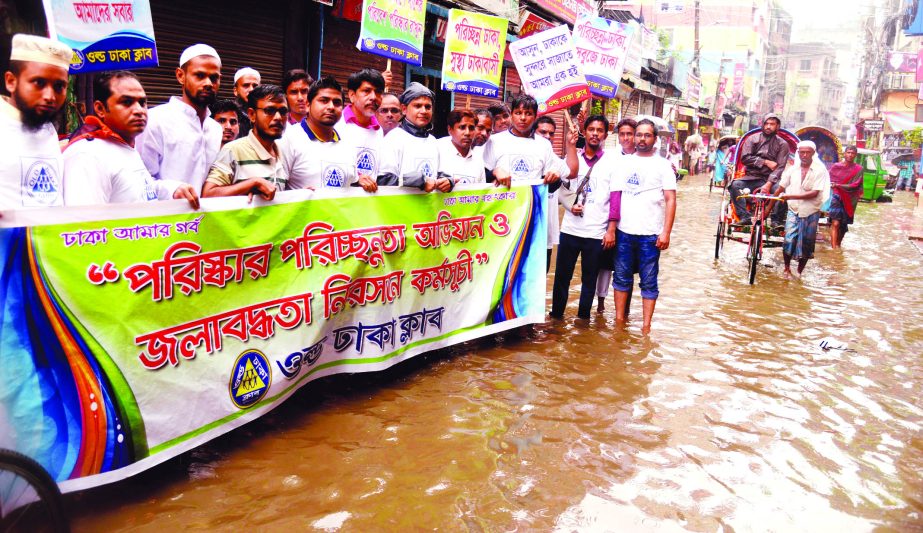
[337,69,387,183]
[0,34,72,211]
[482,94,574,187]
[64,71,199,208]
[597,117,637,313]
[282,76,375,192]
[377,82,448,192]
[437,109,485,185]
[610,119,677,334]
[551,115,616,320]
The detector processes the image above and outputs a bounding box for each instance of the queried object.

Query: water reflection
[68,181,922,531]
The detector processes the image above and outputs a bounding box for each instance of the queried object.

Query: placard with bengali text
[357,0,426,66]
[572,15,634,99]
[509,25,591,115]
[441,9,508,98]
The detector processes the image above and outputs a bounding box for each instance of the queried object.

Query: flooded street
[68,177,923,532]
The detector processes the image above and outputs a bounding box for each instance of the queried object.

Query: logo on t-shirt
[356,149,377,176]
[21,158,61,207]
[511,155,532,179]
[144,180,158,201]
[416,159,434,180]
[455,175,475,184]
[323,164,347,187]
[627,172,640,186]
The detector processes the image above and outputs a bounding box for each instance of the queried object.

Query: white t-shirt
[560,151,617,239]
[0,97,64,210]
[436,137,485,184]
[482,130,557,182]
[135,96,222,194]
[336,113,383,179]
[611,154,677,236]
[378,127,439,187]
[281,121,357,190]
[63,137,181,205]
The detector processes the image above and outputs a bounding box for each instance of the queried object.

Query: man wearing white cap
[233,67,260,136]
[0,34,72,210]
[777,140,829,279]
[135,43,223,195]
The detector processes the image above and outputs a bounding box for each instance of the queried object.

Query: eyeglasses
[257,106,289,117]
[378,107,401,114]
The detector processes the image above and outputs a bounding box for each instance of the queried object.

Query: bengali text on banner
[357,0,426,65]
[572,15,634,99]
[441,9,508,99]
[510,25,590,115]
[0,185,547,492]
[42,0,158,73]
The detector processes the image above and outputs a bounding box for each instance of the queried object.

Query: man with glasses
[202,85,289,201]
[376,93,402,135]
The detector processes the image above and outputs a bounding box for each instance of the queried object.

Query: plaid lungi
[783,210,820,260]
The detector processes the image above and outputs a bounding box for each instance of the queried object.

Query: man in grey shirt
[729,113,789,226]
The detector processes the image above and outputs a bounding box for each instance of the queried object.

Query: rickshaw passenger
[729,113,789,226]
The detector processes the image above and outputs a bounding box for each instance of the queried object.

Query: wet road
[69,178,923,531]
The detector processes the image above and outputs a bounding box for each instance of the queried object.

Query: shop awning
[883,111,923,133]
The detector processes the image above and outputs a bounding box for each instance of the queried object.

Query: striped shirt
[205,131,288,189]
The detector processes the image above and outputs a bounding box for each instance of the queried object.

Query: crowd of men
[1,35,691,333]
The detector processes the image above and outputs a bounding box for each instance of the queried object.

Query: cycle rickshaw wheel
[0,449,68,533]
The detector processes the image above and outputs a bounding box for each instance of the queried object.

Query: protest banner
[572,15,634,99]
[357,0,426,66]
[509,25,590,115]
[441,9,508,99]
[0,185,547,492]
[42,0,158,73]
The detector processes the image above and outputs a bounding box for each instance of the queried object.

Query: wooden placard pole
[385,59,392,92]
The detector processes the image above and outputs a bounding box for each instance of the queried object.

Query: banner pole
[385,59,392,92]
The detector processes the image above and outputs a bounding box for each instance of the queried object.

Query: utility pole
[713,56,728,125]
[694,0,701,76]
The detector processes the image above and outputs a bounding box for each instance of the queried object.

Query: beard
[13,92,60,132]
[185,86,217,107]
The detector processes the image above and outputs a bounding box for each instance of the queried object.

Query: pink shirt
[342,105,381,130]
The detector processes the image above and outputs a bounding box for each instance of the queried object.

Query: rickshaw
[714,127,800,284]
[709,135,739,193]
[795,126,841,170]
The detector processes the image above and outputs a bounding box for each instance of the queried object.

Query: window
[799,60,811,72]
[865,156,878,171]
[795,111,806,122]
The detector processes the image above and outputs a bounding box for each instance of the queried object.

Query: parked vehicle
[855,148,889,202]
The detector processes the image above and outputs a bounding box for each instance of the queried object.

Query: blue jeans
[551,232,604,319]
[613,231,661,300]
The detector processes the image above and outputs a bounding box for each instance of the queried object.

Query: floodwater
[68,177,922,532]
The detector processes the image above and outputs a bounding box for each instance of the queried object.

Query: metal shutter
[136,0,287,106]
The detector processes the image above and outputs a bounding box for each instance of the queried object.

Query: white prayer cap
[10,34,72,70]
[179,43,220,67]
[234,67,260,84]
[796,140,816,151]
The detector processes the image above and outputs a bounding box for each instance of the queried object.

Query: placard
[441,9,508,98]
[357,0,426,66]
[509,25,590,115]
[572,15,634,98]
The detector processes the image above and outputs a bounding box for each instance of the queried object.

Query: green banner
[0,185,547,491]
